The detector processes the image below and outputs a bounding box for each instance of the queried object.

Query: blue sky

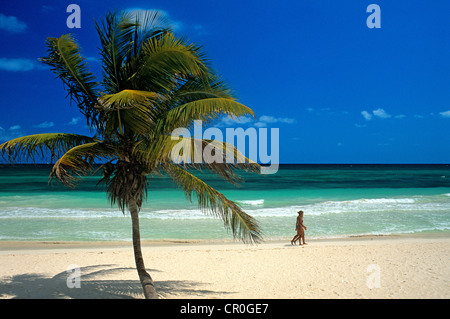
[0,0,449,164]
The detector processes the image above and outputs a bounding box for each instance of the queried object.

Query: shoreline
[0,231,448,253]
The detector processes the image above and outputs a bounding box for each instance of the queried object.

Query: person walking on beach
[291,211,307,245]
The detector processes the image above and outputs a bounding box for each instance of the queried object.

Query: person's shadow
[0,264,232,299]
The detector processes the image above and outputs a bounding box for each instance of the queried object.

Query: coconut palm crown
[0,10,262,298]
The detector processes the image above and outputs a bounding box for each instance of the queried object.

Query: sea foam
[237,199,265,206]
[1,195,447,219]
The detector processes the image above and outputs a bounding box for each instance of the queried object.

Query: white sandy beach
[0,235,449,299]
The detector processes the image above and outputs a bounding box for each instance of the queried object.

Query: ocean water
[0,164,449,242]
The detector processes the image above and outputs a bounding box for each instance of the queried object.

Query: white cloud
[33,121,54,128]
[258,115,296,124]
[0,125,23,142]
[439,110,450,118]
[216,114,296,128]
[362,108,392,120]
[67,117,81,125]
[372,108,391,119]
[0,58,46,72]
[0,13,27,33]
[9,125,21,131]
[361,111,372,121]
[216,115,253,127]
[254,121,267,128]
[254,116,296,127]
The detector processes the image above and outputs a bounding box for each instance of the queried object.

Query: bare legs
[291,232,307,245]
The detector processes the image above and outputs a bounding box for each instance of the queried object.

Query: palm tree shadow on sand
[0,264,233,299]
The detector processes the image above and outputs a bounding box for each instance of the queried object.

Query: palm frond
[101,89,161,107]
[50,142,116,187]
[40,35,100,130]
[0,133,98,163]
[175,73,234,102]
[153,72,233,119]
[136,135,260,185]
[128,9,172,57]
[169,137,260,185]
[98,90,160,137]
[134,33,208,92]
[95,10,138,92]
[164,163,262,244]
[158,98,255,133]
[119,11,173,93]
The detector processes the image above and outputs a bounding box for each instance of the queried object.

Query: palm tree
[0,10,262,299]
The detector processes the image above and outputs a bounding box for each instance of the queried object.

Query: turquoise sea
[0,164,449,242]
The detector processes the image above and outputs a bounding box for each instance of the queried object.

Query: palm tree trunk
[129,198,158,299]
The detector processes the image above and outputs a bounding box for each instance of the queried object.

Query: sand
[0,235,449,299]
